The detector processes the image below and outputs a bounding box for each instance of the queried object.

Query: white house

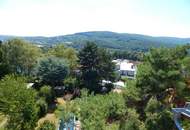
[113,59,137,79]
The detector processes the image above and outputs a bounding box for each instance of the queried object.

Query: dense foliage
[37,120,56,130]
[74,91,126,130]
[0,38,190,130]
[48,44,78,70]
[36,57,69,86]
[39,85,54,104]
[126,46,190,130]
[113,50,144,61]
[0,75,38,130]
[119,109,145,130]
[79,42,116,93]
[136,46,189,101]
[1,39,41,76]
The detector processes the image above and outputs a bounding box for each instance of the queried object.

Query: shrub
[37,120,56,130]
[36,98,48,118]
[39,85,54,104]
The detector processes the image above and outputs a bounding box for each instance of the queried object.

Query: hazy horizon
[0,0,190,37]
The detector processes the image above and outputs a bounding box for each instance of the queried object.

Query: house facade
[113,59,137,79]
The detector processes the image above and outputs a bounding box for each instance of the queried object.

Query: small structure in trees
[58,115,81,130]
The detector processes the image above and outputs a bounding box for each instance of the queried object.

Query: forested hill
[0,31,190,51]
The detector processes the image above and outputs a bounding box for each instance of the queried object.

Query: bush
[36,98,48,118]
[64,76,77,92]
[145,97,162,115]
[72,92,126,130]
[145,110,174,130]
[37,120,56,130]
[39,85,54,104]
[119,109,146,130]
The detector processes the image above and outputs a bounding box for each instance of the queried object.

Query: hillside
[0,31,190,51]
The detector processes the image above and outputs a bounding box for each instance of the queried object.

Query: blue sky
[0,0,190,37]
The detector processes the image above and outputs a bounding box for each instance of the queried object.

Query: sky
[0,0,190,37]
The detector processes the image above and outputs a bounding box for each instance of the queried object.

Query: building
[113,59,137,79]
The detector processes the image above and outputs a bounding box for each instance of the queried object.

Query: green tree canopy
[98,48,117,82]
[72,92,126,130]
[48,44,78,70]
[136,47,188,98]
[78,42,101,92]
[119,109,146,130]
[78,42,116,93]
[36,57,69,86]
[39,85,54,104]
[0,42,10,78]
[1,38,42,76]
[0,75,38,130]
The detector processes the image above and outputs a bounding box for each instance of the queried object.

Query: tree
[133,46,190,130]
[37,120,56,130]
[78,42,101,92]
[113,50,143,61]
[39,85,54,104]
[98,48,117,82]
[145,97,162,115]
[0,75,38,130]
[1,38,41,76]
[0,41,10,78]
[145,110,174,130]
[119,109,146,130]
[106,93,126,120]
[70,92,126,130]
[78,42,116,92]
[123,80,141,108]
[36,57,69,86]
[63,76,77,92]
[136,47,188,100]
[36,98,48,117]
[48,44,78,70]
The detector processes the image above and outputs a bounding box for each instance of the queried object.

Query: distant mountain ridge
[0,31,190,51]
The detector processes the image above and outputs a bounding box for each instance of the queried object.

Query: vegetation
[39,85,54,104]
[48,44,78,70]
[119,109,145,130]
[79,42,116,93]
[36,57,69,86]
[37,120,56,130]
[0,75,38,130]
[1,39,41,76]
[0,38,190,130]
[1,31,188,51]
[113,50,144,61]
[74,91,126,130]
